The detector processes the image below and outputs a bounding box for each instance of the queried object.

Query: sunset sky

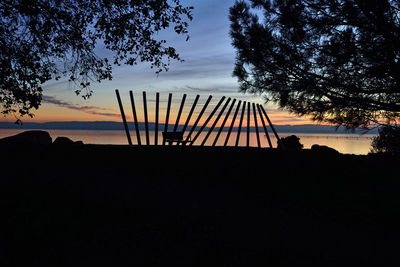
[1,0,315,126]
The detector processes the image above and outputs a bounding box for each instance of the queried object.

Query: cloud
[185,85,225,93]
[42,95,123,119]
[171,84,238,94]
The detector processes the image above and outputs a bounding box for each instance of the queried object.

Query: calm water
[0,129,375,155]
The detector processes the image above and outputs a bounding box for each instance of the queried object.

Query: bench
[162,131,192,145]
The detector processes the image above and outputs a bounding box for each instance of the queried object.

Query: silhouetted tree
[278,135,303,150]
[0,0,192,119]
[230,0,400,129]
[371,125,400,154]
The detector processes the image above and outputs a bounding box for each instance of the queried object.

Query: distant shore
[0,121,379,134]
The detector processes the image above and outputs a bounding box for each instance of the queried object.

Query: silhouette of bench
[162,131,192,145]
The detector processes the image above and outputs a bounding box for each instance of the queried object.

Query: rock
[53,136,84,146]
[53,136,74,145]
[0,130,52,147]
[278,135,303,150]
[311,144,340,154]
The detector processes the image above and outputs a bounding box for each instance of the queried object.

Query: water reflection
[0,129,375,155]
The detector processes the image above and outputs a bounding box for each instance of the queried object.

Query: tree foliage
[371,125,400,154]
[0,0,193,118]
[230,0,400,128]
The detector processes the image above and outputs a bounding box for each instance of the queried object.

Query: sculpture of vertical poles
[224,100,241,147]
[163,93,172,145]
[115,89,132,146]
[129,90,141,146]
[235,101,246,147]
[115,91,281,148]
[212,99,236,146]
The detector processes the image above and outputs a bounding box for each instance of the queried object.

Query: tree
[371,125,400,154]
[0,0,193,119]
[230,0,400,129]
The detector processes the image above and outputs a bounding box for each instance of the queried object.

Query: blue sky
[1,0,313,125]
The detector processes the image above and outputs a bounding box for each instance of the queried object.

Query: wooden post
[182,94,200,133]
[247,102,250,147]
[212,98,236,146]
[115,89,132,146]
[173,94,186,132]
[252,103,261,148]
[257,104,273,148]
[190,96,226,145]
[260,105,281,146]
[201,98,231,146]
[184,95,212,144]
[155,92,159,146]
[142,91,150,145]
[163,93,172,145]
[129,90,141,146]
[235,101,246,147]
[224,100,241,147]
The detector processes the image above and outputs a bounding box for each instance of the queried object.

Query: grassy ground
[1,145,399,266]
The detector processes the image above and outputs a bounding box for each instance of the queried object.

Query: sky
[1,0,315,125]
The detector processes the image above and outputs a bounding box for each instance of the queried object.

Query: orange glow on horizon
[0,97,317,126]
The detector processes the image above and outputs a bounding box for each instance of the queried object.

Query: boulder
[278,135,303,150]
[311,144,340,154]
[53,136,84,146]
[53,136,74,145]
[0,130,52,147]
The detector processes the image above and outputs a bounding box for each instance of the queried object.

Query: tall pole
[224,100,241,147]
[201,98,231,146]
[260,105,281,147]
[163,93,172,145]
[247,102,251,147]
[142,91,150,145]
[115,89,132,146]
[173,94,187,132]
[190,96,226,145]
[257,104,273,148]
[182,94,200,134]
[212,99,236,146]
[129,90,141,146]
[252,103,261,148]
[235,101,246,147]
[184,95,212,144]
[155,92,159,145]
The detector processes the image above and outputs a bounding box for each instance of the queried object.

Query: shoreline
[0,129,376,155]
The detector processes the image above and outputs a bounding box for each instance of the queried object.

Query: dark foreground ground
[1,145,399,266]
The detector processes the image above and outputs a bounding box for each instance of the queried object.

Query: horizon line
[0,121,377,134]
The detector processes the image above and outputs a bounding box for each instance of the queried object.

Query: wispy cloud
[42,95,123,119]
[185,85,234,93]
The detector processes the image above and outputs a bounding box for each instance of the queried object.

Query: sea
[0,129,375,155]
